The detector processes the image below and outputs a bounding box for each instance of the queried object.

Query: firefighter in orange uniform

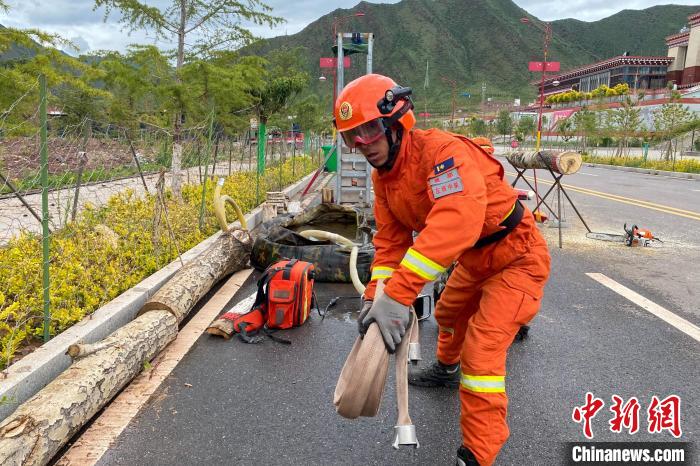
[336,74,550,466]
[471,136,495,156]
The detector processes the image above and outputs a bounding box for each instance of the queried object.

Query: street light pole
[441,77,457,127]
[536,23,552,151]
[522,18,552,151]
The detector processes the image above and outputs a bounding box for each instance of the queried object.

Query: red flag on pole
[528,61,560,72]
[545,61,560,72]
[320,57,351,68]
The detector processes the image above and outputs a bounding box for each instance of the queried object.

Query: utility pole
[424,60,429,127]
[441,77,457,127]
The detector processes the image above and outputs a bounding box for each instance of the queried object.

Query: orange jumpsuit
[363,128,550,466]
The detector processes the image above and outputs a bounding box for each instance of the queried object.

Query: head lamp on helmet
[334,74,416,135]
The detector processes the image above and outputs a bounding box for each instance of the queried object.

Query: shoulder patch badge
[339,101,353,121]
[428,167,463,199]
[433,157,455,175]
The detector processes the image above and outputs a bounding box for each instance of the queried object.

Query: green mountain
[245,0,697,108]
[551,5,696,59]
[0,24,40,62]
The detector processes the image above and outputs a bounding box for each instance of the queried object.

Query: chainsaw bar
[586,232,627,242]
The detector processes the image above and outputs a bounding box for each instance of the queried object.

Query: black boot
[514,324,530,341]
[456,445,480,466]
[408,360,460,388]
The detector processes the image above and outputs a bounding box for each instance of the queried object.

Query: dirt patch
[0,136,160,180]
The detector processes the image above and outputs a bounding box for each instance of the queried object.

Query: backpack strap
[262,326,292,345]
[251,265,285,310]
[237,322,265,344]
[282,259,298,279]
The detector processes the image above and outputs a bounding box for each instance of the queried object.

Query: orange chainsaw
[623,223,661,247]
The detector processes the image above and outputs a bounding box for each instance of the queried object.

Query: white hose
[297,229,364,295]
[298,229,420,447]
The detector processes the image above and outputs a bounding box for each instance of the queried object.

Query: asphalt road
[90,163,698,465]
[508,162,700,316]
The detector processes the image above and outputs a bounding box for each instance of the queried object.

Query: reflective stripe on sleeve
[400,248,447,281]
[371,266,394,281]
[460,374,506,393]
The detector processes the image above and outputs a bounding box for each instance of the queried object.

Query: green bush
[0,157,314,367]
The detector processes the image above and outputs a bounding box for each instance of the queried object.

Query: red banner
[528,61,560,72]
[319,57,351,68]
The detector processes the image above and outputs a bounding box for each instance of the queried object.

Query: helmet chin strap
[371,124,402,171]
[372,102,412,171]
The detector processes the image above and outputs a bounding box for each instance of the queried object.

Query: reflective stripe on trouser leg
[460,374,505,393]
[458,272,544,466]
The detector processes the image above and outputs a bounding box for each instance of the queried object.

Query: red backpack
[222,259,316,343]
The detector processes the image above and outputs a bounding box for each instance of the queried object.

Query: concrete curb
[0,172,316,421]
[583,162,700,180]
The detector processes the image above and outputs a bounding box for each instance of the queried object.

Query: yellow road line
[506,171,700,222]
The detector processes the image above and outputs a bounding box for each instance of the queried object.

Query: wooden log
[139,229,252,323]
[206,291,257,339]
[506,150,582,175]
[65,340,119,359]
[0,310,178,466]
[322,188,334,203]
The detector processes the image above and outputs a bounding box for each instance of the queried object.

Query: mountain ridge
[244,0,697,104]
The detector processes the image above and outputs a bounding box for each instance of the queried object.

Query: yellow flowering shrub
[581,154,700,174]
[0,157,314,367]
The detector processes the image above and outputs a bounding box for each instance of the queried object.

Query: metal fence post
[199,111,214,231]
[39,74,51,342]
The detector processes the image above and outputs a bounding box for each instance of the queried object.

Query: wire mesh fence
[0,75,330,368]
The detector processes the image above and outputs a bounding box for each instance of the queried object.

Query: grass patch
[581,154,700,174]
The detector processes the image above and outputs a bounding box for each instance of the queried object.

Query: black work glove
[357,298,373,336]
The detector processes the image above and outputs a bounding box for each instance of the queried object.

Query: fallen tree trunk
[0,310,178,466]
[140,229,253,322]
[506,150,582,175]
[0,229,253,465]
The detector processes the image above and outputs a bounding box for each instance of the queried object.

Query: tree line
[1,1,331,194]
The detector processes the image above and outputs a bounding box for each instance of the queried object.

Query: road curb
[583,162,700,180]
[0,172,315,421]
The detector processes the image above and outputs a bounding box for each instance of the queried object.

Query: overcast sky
[1,0,698,55]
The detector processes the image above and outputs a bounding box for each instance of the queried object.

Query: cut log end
[66,345,81,359]
[205,319,235,339]
[506,150,582,175]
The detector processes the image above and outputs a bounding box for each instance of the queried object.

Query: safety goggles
[340,119,386,148]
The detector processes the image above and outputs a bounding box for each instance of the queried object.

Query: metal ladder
[338,147,372,205]
[334,31,374,206]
